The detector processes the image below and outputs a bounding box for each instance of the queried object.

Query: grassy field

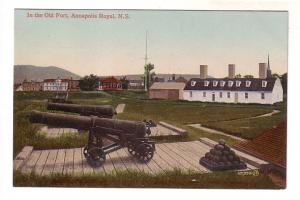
[14,169,279,189]
[13,90,286,188]
[13,91,286,155]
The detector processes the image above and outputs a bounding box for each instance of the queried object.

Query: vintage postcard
[13,9,287,189]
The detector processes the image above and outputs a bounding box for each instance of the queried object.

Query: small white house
[183,78,283,104]
[43,78,69,91]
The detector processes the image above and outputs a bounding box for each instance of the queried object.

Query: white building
[183,77,283,104]
[43,78,69,91]
[183,62,283,105]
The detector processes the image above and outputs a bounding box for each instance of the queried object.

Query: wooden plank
[21,150,42,174]
[63,148,74,174]
[73,148,83,174]
[123,150,152,174]
[174,142,211,172]
[155,144,185,170]
[82,150,94,175]
[34,150,50,175]
[108,151,128,173]
[159,143,197,171]
[42,149,58,175]
[14,146,34,170]
[166,142,209,172]
[53,149,66,174]
[150,148,173,172]
[99,152,116,175]
[176,141,208,159]
[116,149,140,172]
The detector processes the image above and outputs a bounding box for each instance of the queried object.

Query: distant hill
[14,65,81,83]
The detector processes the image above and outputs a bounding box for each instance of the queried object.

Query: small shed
[149,82,186,100]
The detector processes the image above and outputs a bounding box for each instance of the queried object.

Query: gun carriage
[29,110,155,167]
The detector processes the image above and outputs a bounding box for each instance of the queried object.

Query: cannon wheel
[83,146,106,167]
[135,143,154,163]
[127,143,137,156]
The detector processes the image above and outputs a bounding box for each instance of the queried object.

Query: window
[246,81,251,87]
[236,81,241,87]
[228,81,233,87]
[203,92,206,97]
[220,81,225,87]
[189,91,193,97]
[245,93,248,99]
[262,81,267,87]
[204,81,209,86]
[227,92,230,98]
[191,81,196,86]
[261,93,265,99]
[213,81,218,87]
[220,92,222,98]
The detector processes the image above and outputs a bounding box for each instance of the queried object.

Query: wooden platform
[39,123,184,138]
[149,124,183,137]
[38,126,79,138]
[15,141,257,175]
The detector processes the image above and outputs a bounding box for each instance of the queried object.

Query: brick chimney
[259,63,267,79]
[200,65,208,79]
[228,64,235,79]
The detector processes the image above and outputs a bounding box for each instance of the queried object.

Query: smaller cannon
[47,102,116,118]
[29,110,155,167]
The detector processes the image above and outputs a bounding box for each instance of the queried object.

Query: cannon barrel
[47,102,116,118]
[30,110,146,138]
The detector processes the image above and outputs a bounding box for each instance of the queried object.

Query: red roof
[234,122,287,168]
[100,76,121,83]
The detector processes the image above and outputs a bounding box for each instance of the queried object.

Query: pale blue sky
[15,10,288,77]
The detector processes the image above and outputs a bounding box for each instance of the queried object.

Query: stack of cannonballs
[200,139,247,171]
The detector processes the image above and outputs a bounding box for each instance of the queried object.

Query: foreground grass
[14,169,279,189]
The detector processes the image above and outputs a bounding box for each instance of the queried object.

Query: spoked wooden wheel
[83,146,106,167]
[135,143,154,163]
[127,143,137,156]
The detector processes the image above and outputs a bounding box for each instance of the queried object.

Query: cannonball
[223,150,229,155]
[228,155,234,161]
[215,144,225,151]
[218,139,226,145]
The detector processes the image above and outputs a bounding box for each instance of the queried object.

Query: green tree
[243,75,254,78]
[280,73,287,94]
[120,76,129,90]
[79,74,99,91]
[144,63,154,91]
[235,74,242,78]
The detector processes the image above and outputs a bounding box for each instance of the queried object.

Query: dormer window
[262,81,267,87]
[191,81,196,87]
[228,81,233,87]
[220,81,225,87]
[213,81,218,87]
[204,81,209,87]
[236,81,241,87]
[246,81,251,87]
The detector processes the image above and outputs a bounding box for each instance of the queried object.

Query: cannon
[29,110,155,167]
[47,102,116,118]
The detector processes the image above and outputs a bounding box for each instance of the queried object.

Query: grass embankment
[202,101,287,139]
[14,169,279,189]
[14,91,285,155]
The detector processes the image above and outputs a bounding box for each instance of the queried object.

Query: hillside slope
[14,65,81,83]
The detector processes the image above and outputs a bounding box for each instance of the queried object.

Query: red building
[98,76,122,91]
